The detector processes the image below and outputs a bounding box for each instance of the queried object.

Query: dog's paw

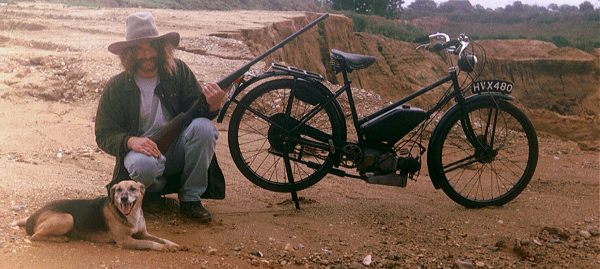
[162,242,180,252]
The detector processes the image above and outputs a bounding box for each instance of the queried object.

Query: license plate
[471,80,514,94]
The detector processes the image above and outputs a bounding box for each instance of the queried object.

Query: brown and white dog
[14,180,179,251]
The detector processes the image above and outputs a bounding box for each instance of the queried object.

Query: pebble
[587,226,599,236]
[362,255,372,266]
[455,259,475,269]
[56,149,63,161]
[11,204,26,211]
[386,254,401,261]
[250,250,263,257]
[284,243,294,251]
[533,239,543,246]
[207,247,217,255]
[579,230,592,239]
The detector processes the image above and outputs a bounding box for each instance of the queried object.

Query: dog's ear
[109,184,118,204]
[137,181,145,196]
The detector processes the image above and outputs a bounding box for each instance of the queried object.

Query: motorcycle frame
[285,66,467,148]
[220,65,512,173]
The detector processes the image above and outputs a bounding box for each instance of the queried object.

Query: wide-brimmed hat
[108,12,180,55]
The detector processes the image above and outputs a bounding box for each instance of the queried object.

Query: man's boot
[180,201,211,223]
[142,192,164,214]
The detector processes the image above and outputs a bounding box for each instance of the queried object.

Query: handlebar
[417,32,479,73]
[416,32,471,55]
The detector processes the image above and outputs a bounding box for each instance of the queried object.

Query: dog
[14,180,179,251]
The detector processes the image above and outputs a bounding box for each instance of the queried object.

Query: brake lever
[415,43,429,50]
[428,32,450,43]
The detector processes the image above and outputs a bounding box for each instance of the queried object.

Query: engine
[356,143,397,174]
[342,142,421,176]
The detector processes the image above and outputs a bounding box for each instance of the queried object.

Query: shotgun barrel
[217,13,329,88]
[150,13,329,153]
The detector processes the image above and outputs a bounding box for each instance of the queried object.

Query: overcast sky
[404,0,598,9]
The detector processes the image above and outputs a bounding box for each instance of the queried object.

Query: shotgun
[150,13,329,153]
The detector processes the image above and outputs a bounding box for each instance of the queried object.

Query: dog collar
[109,202,135,228]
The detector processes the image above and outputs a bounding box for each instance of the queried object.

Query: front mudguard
[426,93,514,189]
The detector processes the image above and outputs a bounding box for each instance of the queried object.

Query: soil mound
[236,15,600,149]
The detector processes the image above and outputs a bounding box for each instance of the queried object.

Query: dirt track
[0,3,598,268]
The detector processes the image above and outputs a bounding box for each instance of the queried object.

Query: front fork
[459,109,498,160]
[451,73,498,158]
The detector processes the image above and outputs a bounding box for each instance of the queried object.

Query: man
[95,12,226,223]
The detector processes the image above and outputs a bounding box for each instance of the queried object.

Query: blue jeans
[124,118,218,202]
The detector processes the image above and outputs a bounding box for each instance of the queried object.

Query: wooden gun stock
[150,13,329,153]
[150,99,200,153]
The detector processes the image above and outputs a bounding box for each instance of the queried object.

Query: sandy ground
[0,3,598,269]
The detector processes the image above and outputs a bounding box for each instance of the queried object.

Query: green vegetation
[327,0,599,51]
[346,13,425,42]
[438,12,599,51]
[550,36,571,48]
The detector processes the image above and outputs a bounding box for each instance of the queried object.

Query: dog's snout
[120,196,129,203]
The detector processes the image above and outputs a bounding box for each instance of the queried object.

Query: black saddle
[331,49,376,72]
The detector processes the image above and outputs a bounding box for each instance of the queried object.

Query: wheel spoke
[443,155,478,173]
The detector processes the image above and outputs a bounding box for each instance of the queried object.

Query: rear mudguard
[217,71,287,123]
[426,93,514,189]
[217,71,344,124]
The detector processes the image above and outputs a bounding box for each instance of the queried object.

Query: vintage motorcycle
[215,31,539,209]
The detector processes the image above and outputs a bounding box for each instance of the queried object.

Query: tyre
[228,79,345,192]
[428,98,538,208]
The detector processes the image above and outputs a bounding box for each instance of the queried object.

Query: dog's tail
[11,218,28,227]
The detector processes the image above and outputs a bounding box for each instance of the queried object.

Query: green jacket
[95,59,224,198]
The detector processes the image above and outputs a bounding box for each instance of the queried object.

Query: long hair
[119,40,176,76]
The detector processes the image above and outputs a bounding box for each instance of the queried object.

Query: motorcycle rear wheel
[228,79,344,192]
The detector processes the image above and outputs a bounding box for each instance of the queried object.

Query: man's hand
[202,82,226,112]
[127,137,161,158]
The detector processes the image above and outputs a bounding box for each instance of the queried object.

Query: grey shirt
[135,75,171,137]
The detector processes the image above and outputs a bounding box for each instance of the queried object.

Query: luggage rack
[271,63,324,81]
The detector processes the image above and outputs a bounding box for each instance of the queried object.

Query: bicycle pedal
[365,173,407,187]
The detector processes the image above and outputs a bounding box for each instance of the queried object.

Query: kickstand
[282,146,301,210]
[290,190,300,209]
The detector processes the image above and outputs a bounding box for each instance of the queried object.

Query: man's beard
[136,57,158,74]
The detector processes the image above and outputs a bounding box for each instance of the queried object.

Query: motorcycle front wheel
[428,98,538,208]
